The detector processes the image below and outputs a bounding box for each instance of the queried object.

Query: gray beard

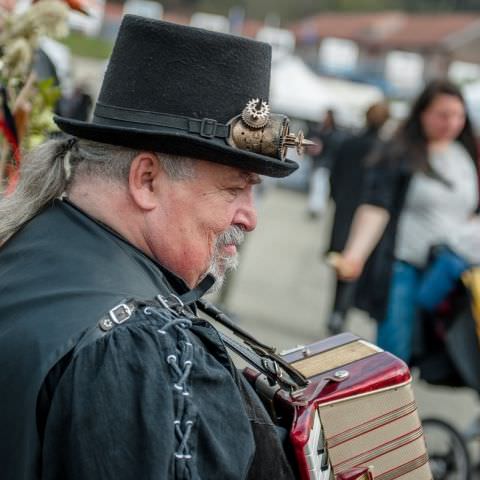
[204,225,245,294]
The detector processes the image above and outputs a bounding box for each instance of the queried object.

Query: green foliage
[60,32,113,59]
[36,78,61,108]
[25,78,61,149]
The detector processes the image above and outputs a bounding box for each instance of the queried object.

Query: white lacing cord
[147,305,196,471]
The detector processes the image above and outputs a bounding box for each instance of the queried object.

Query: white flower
[2,37,32,78]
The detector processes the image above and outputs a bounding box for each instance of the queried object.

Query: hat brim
[53,115,299,178]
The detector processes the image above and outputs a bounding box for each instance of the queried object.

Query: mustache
[216,225,245,249]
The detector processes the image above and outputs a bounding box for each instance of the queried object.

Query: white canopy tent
[462,80,480,132]
[270,55,384,128]
[270,55,332,121]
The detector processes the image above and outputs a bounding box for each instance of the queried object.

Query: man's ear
[128,152,163,210]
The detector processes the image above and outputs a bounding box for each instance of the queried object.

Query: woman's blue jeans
[417,247,469,312]
[377,261,420,363]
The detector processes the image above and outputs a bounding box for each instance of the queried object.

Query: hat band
[93,103,230,140]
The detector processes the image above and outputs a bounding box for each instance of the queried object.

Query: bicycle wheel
[422,417,471,480]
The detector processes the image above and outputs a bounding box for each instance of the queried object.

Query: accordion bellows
[319,382,429,479]
[244,333,432,480]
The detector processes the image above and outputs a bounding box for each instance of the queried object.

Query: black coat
[308,126,346,170]
[328,129,384,253]
[0,200,295,480]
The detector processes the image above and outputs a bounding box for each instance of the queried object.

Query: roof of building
[291,12,480,50]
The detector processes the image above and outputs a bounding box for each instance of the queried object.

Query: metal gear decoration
[241,98,271,129]
[282,129,315,157]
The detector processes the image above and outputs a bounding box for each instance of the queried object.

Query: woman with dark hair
[333,79,479,362]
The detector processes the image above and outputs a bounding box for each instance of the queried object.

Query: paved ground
[209,185,480,474]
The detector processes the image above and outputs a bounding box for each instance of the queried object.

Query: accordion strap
[197,299,309,390]
[218,331,290,388]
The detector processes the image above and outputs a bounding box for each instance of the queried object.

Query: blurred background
[2,0,480,477]
[34,0,480,126]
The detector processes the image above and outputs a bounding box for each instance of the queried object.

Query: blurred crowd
[304,79,480,386]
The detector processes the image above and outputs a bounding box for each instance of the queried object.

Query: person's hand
[326,252,364,281]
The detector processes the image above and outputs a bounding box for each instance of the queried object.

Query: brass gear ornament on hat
[54,15,313,178]
[241,99,270,129]
[230,98,313,160]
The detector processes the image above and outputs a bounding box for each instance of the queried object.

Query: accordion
[243,333,432,480]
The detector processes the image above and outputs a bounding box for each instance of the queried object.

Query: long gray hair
[0,136,194,244]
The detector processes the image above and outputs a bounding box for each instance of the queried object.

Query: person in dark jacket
[306,109,344,218]
[326,102,390,334]
[333,80,479,363]
[0,16,308,480]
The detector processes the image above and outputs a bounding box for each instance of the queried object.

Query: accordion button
[333,369,350,380]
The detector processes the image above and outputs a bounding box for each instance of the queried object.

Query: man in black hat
[0,15,310,480]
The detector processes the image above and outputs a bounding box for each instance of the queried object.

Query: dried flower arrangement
[0,0,71,192]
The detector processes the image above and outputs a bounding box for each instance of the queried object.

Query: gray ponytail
[0,137,195,244]
[0,137,71,244]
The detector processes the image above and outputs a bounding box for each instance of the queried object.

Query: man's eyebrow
[240,172,262,185]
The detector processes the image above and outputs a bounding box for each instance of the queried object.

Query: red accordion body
[244,333,432,480]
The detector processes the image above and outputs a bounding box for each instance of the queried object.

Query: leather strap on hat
[94,102,230,139]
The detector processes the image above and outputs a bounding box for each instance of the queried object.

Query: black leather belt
[94,103,230,140]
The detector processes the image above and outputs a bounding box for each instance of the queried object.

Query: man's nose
[234,194,257,232]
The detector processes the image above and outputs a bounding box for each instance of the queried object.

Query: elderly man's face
[148,160,260,289]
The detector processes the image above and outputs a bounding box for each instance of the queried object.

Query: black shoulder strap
[197,299,309,390]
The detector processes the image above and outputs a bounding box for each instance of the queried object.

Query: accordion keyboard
[304,410,333,480]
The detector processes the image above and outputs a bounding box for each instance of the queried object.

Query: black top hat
[54,15,300,177]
